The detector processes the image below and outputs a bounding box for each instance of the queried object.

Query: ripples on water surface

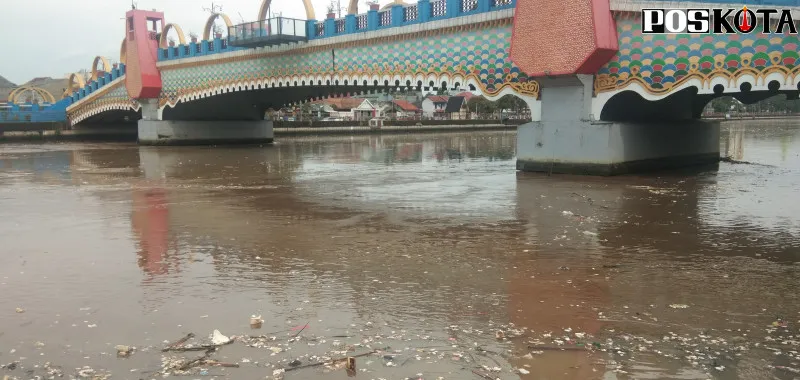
[0,121,799,379]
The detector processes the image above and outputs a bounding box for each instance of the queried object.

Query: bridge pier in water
[516,75,720,176]
[137,120,274,145]
[136,99,274,146]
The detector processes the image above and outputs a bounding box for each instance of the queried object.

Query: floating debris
[75,366,111,379]
[115,345,133,357]
[250,314,264,329]
[211,329,231,345]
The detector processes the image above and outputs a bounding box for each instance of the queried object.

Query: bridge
[0,86,72,133]
[3,0,800,174]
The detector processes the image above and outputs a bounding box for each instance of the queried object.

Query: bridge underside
[139,85,405,145]
[601,86,800,122]
[518,75,799,176]
[160,85,396,121]
[77,109,141,125]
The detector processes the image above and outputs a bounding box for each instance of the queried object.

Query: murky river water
[1,120,799,380]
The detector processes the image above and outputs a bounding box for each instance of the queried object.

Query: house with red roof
[455,91,477,101]
[421,95,449,118]
[311,97,379,120]
[383,99,420,119]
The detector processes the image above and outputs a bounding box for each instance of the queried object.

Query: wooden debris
[178,348,216,371]
[161,333,236,353]
[285,349,380,372]
[527,344,591,351]
[471,369,498,380]
[162,333,195,352]
[345,357,356,377]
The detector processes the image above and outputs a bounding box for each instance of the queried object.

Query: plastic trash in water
[211,329,231,345]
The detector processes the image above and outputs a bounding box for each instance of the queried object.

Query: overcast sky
[1,0,383,84]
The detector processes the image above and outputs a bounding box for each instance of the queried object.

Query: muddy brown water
[0,120,799,379]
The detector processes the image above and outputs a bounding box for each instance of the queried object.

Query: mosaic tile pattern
[596,14,800,94]
[158,19,539,107]
[67,79,140,125]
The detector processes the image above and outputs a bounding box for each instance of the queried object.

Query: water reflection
[131,186,172,276]
[0,124,799,379]
[726,124,745,160]
[290,133,518,221]
[510,179,614,378]
[0,148,73,181]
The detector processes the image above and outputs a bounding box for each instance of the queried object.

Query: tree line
[707,95,800,114]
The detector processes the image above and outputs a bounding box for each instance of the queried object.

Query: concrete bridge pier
[136,99,274,146]
[516,75,720,176]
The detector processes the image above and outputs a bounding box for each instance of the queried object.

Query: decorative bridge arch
[155,14,538,112]
[91,56,112,81]
[347,0,358,14]
[203,13,234,40]
[8,86,56,104]
[258,0,315,21]
[63,73,87,99]
[591,13,800,118]
[64,52,135,125]
[160,23,187,48]
[120,39,127,65]
[66,80,140,125]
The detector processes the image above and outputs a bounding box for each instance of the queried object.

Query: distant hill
[0,75,16,101]
[23,77,68,101]
[0,75,67,103]
[0,75,14,88]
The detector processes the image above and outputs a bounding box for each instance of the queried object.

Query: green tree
[495,94,526,112]
[467,96,497,117]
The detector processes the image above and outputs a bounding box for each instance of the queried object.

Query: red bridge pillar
[509,0,618,77]
[511,1,719,175]
[123,9,274,145]
[124,10,164,100]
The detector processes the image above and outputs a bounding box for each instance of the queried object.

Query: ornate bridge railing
[227,17,308,48]
[158,0,516,62]
[0,105,69,124]
[67,64,127,103]
[309,0,514,38]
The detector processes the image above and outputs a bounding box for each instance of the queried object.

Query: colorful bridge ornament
[67,78,141,125]
[157,16,539,108]
[595,13,800,95]
[56,4,800,127]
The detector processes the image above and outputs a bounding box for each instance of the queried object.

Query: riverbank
[0,124,138,143]
[703,115,800,121]
[274,123,516,135]
[0,122,519,142]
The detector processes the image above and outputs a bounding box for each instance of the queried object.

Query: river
[0,120,798,379]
